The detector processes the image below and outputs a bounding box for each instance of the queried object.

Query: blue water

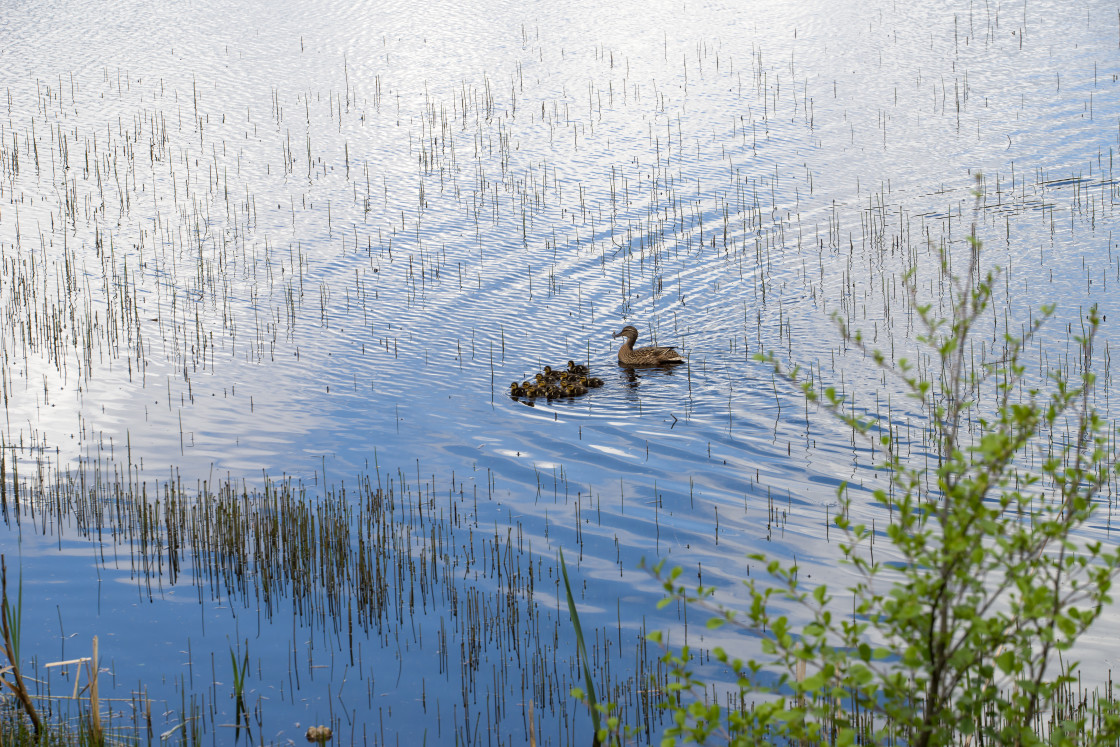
[3,0,1120,742]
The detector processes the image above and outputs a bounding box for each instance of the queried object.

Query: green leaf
[994,650,1016,674]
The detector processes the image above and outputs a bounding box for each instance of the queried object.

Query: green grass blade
[559,548,601,740]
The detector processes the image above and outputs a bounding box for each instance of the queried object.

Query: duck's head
[613,325,639,342]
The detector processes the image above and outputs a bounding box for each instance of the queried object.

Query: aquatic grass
[0,454,669,742]
[0,607,142,746]
[560,547,602,745]
[86,636,102,745]
[0,555,40,737]
[229,639,250,739]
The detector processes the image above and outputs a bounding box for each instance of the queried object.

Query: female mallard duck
[612,325,684,366]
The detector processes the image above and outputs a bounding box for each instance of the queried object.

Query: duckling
[612,325,684,366]
[510,382,526,398]
[567,360,590,376]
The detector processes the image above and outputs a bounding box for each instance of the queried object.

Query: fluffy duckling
[567,360,590,376]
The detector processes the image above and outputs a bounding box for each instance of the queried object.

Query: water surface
[3,0,1120,742]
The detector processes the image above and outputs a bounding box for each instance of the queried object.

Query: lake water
[4,0,1120,742]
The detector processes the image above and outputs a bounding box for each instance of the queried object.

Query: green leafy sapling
[645,176,1120,746]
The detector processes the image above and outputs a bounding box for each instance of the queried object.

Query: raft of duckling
[510,361,604,402]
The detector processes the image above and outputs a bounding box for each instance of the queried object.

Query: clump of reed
[0,448,670,743]
[0,555,123,745]
[0,555,41,737]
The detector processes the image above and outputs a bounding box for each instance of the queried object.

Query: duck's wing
[626,345,684,364]
[654,346,684,362]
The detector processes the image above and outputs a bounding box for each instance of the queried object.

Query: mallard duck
[612,325,684,366]
[510,382,526,398]
[567,360,590,376]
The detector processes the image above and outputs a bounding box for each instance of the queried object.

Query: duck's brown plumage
[612,325,684,366]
